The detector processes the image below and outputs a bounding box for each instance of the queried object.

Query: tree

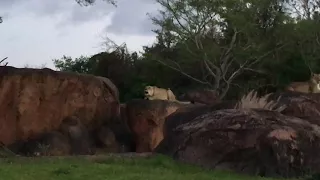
[52,43,148,102]
[51,0,320,102]
[148,0,291,99]
[288,0,320,20]
[53,55,95,73]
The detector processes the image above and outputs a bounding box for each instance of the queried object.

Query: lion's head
[311,73,320,85]
[144,86,155,98]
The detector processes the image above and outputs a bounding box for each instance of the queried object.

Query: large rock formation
[178,89,220,105]
[156,108,320,178]
[0,66,120,154]
[124,99,193,153]
[267,91,320,120]
[95,103,135,153]
[162,101,235,140]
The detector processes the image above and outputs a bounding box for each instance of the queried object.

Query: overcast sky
[0,0,159,69]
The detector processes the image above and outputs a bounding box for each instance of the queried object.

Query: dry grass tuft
[235,90,287,112]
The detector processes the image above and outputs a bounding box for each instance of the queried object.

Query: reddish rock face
[156,108,320,178]
[0,66,120,146]
[124,99,191,153]
[267,91,320,120]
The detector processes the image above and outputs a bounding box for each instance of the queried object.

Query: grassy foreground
[0,154,291,180]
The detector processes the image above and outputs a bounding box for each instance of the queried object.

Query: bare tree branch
[154,58,212,86]
[151,0,293,99]
[0,57,8,66]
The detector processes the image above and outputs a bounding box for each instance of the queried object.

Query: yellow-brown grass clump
[235,90,286,112]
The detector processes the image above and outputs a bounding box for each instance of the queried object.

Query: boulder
[267,91,320,119]
[178,89,220,105]
[37,131,72,156]
[95,126,121,153]
[8,131,71,157]
[0,66,120,150]
[163,101,236,138]
[58,116,93,155]
[124,99,192,152]
[108,103,135,152]
[156,108,320,178]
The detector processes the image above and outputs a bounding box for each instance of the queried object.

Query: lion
[286,73,320,93]
[144,86,177,101]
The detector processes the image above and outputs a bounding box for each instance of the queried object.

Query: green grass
[0,154,291,180]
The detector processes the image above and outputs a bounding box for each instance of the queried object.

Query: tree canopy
[48,0,320,101]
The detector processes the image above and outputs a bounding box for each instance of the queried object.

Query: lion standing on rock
[144,86,177,101]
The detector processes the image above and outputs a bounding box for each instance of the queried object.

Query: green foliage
[53,55,94,74]
[147,0,293,98]
[53,0,320,101]
[52,46,149,102]
[307,173,320,180]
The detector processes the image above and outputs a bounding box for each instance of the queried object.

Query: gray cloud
[0,0,160,36]
[0,0,23,8]
[0,0,115,26]
[0,0,25,20]
[105,0,160,36]
[65,0,113,25]
[33,0,69,16]
[0,0,157,70]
